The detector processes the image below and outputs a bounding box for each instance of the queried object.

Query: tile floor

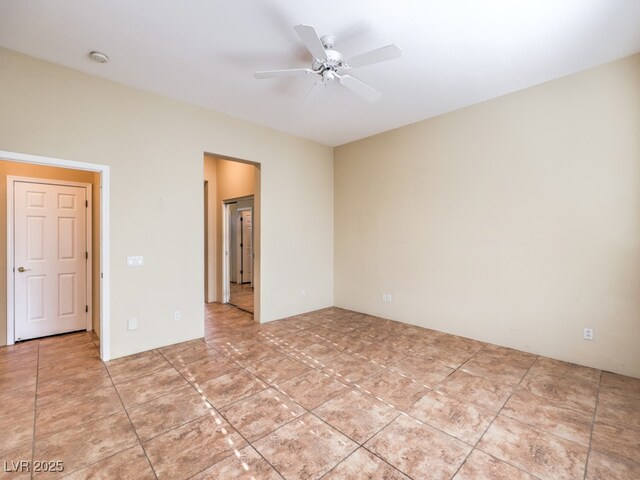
[1,303,639,479]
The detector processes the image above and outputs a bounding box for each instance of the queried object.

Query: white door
[14,181,88,341]
[240,209,252,284]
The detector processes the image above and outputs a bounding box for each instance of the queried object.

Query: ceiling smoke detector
[89,51,109,64]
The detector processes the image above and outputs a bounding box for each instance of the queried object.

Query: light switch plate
[126,256,144,267]
[127,318,138,331]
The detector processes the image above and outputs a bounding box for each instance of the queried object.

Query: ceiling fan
[254,24,401,106]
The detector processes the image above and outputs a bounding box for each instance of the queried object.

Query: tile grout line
[156,348,289,480]
[103,360,160,480]
[462,355,545,480]
[583,369,603,480]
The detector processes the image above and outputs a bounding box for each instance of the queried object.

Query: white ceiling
[1,1,639,146]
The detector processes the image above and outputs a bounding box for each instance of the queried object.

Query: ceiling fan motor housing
[313,49,343,73]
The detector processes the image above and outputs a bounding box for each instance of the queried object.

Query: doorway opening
[223,197,254,312]
[203,154,259,320]
[0,151,110,360]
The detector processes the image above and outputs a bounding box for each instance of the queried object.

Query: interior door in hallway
[13,181,88,341]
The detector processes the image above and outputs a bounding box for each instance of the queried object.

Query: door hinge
[85,200,88,208]
[85,252,88,259]
[85,305,89,313]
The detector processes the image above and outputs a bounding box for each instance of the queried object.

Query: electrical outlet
[300,290,306,298]
[174,311,181,321]
[127,318,138,331]
[387,294,393,303]
[583,328,593,340]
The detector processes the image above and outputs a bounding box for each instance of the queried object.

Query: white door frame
[0,150,110,361]
[222,202,231,304]
[237,206,253,285]
[8,177,93,340]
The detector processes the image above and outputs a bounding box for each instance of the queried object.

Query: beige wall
[334,54,640,377]
[0,47,334,359]
[203,156,258,304]
[0,161,101,345]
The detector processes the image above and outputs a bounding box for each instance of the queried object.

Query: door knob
[17,266,30,272]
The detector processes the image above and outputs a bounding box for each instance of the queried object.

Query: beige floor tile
[0,410,34,456]
[159,339,219,366]
[0,442,33,479]
[520,372,598,412]
[143,414,247,480]
[476,344,537,369]
[245,353,310,384]
[596,386,640,430]
[190,445,283,479]
[276,369,349,410]
[528,357,600,384]
[323,448,409,479]
[115,366,190,409]
[388,354,454,387]
[37,356,104,384]
[358,369,430,411]
[354,343,410,366]
[0,365,37,392]
[502,391,593,446]
[127,385,213,440]
[460,354,529,385]
[106,350,171,384]
[199,368,267,408]
[478,415,588,480]
[33,411,138,479]
[454,450,537,480]
[600,371,640,399]
[408,390,495,445]
[322,353,383,384]
[176,355,240,385]
[294,342,343,365]
[0,352,38,373]
[35,386,123,437]
[0,384,36,415]
[218,341,279,368]
[220,387,305,442]
[586,450,640,480]
[62,444,155,480]
[436,370,513,412]
[253,413,357,480]
[365,414,471,479]
[37,365,113,406]
[313,389,399,444]
[591,420,640,464]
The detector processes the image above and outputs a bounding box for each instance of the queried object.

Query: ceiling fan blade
[339,75,381,102]
[347,44,402,68]
[254,68,314,79]
[294,24,327,60]
[302,81,326,107]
